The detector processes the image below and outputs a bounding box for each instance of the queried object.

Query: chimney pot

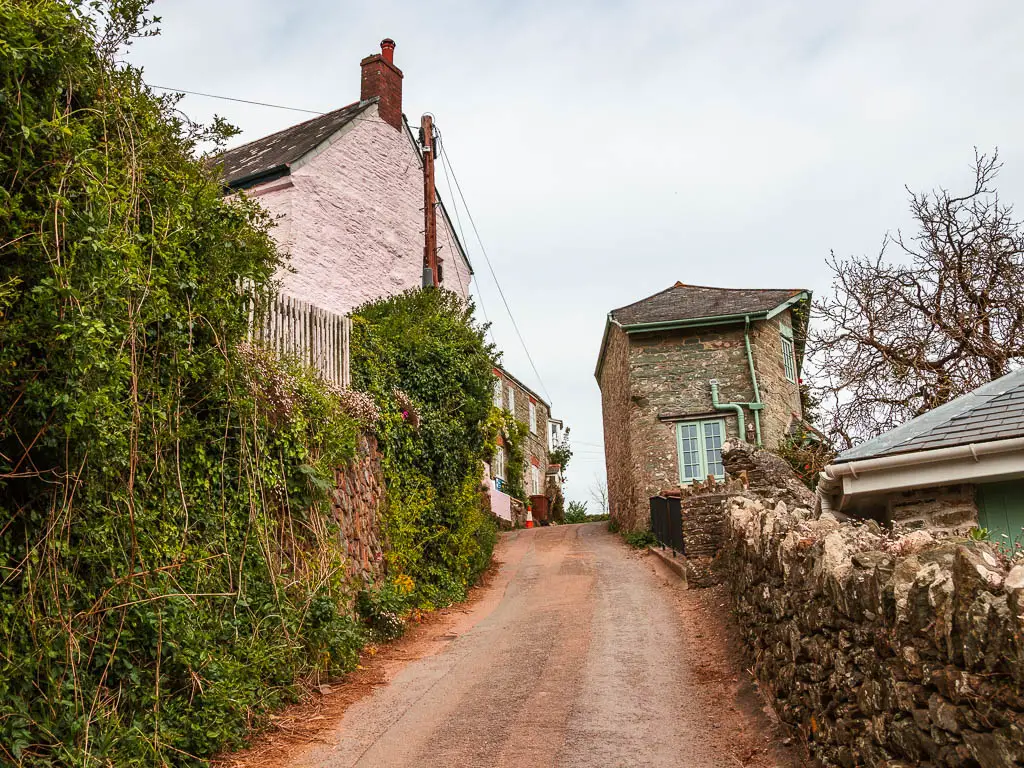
[360,38,403,130]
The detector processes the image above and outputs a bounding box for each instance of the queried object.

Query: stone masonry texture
[722,445,1024,767]
[331,433,386,587]
[599,312,803,532]
[246,102,472,317]
[498,370,550,495]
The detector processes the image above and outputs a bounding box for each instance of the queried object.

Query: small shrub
[565,500,589,524]
[624,530,658,549]
[607,518,622,534]
[357,580,412,641]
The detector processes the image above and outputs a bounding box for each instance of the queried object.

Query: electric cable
[438,143,553,404]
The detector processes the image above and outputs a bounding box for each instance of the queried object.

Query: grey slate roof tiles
[835,366,1024,463]
[211,100,374,188]
[610,283,806,327]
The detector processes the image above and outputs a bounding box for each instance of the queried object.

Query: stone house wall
[888,484,979,535]
[243,102,472,317]
[724,490,1024,767]
[749,311,804,448]
[598,311,803,531]
[495,369,551,495]
[598,324,642,529]
[331,433,387,586]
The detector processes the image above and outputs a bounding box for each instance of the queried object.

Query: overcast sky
[129,0,1024,506]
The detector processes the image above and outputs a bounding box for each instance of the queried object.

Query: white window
[529,401,537,433]
[493,377,503,408]
[781,334,797,383]
[507,386,515,415]
[493,445,505,481]
[676,419,726,484]
[531,463,541,495]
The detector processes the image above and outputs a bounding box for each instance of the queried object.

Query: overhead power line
[148,84,328,115]
[438,143,553,404]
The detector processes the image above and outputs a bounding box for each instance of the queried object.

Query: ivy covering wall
[0,2,496,765]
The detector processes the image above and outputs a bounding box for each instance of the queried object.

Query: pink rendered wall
[244,103,472,317]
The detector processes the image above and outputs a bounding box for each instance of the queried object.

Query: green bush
[351,289,498,607]
[624,530,658,548]
[0,3,367,764]
[564,500,589,523]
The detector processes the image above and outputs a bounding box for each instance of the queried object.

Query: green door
[976,480,1024,546]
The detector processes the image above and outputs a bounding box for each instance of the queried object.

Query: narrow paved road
[288,523,792,768]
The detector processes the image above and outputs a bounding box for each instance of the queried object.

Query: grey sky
[130,0,1024,506]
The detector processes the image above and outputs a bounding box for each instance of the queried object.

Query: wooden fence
[251,292,351,388]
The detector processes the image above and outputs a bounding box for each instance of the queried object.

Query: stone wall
[724,485,1024,767]
[889,484,979,535]
[749,311,804,447]
[599,324,643,530]
[331,433,386,586]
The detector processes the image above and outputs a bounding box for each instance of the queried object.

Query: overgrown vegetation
[563,501,609,524]
[548,426,572,476]
[624,530,658,548]
[776,437,836,490]
[490,408,528,502]
[350,289,498,609]
[0,2,379,764]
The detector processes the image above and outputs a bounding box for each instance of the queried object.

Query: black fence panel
[649,496,684,554]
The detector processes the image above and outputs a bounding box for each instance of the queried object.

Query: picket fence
[251,292,351,388]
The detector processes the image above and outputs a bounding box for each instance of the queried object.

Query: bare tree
[809,150,1024,449]
[589,476,609,515]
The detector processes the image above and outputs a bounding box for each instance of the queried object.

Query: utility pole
[421,114,439,288]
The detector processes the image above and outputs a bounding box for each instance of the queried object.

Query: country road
[240,523,801,768]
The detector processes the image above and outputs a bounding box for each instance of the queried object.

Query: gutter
[815,436,1024,512]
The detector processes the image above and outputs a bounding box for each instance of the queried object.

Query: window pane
[782,338,796,383]
[704,421,724,477]
[679,423,701,481]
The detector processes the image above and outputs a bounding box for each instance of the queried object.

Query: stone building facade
[596,283,810,531]
[214,39,472,316]
[490,365,555,500]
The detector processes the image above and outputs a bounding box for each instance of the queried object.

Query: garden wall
[332,433,387,585]
[724,491,1024,767]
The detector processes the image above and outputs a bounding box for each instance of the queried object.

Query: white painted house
[214,39,473,316]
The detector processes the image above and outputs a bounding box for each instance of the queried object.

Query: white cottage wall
[242,103,472,316]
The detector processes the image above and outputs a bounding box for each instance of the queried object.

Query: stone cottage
[486,365,561,523]
[816,366,1024,541]
[595,282,810,530]
[213,39,473,315]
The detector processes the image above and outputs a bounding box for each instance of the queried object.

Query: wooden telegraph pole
[421,114,439,288]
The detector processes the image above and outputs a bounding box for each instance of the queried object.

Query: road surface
[274,523,796,768]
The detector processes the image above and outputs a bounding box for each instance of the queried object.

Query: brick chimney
[360,38,403,130]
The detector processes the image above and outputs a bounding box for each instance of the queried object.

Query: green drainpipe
[709,379,744,439]
[744,316,764,448]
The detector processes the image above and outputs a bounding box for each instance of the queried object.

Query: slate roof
[835,367,1024,463]
[610,283,807,327]
[212,100,374,188]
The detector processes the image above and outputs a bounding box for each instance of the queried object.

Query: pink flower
[402,410,409,419]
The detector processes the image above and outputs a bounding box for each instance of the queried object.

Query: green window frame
[676,419,726,484]
[780,325,797,383]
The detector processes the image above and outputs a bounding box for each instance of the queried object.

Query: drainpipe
[710,379,745,439]
[743,316,764,448]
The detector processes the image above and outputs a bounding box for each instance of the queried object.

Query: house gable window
[507,386,515,415]
[529,400,537,434]
[676,419,726,484]
[780,325,797,383]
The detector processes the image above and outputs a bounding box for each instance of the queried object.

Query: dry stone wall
[331,433,386,586]
[724,489,1024,767]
